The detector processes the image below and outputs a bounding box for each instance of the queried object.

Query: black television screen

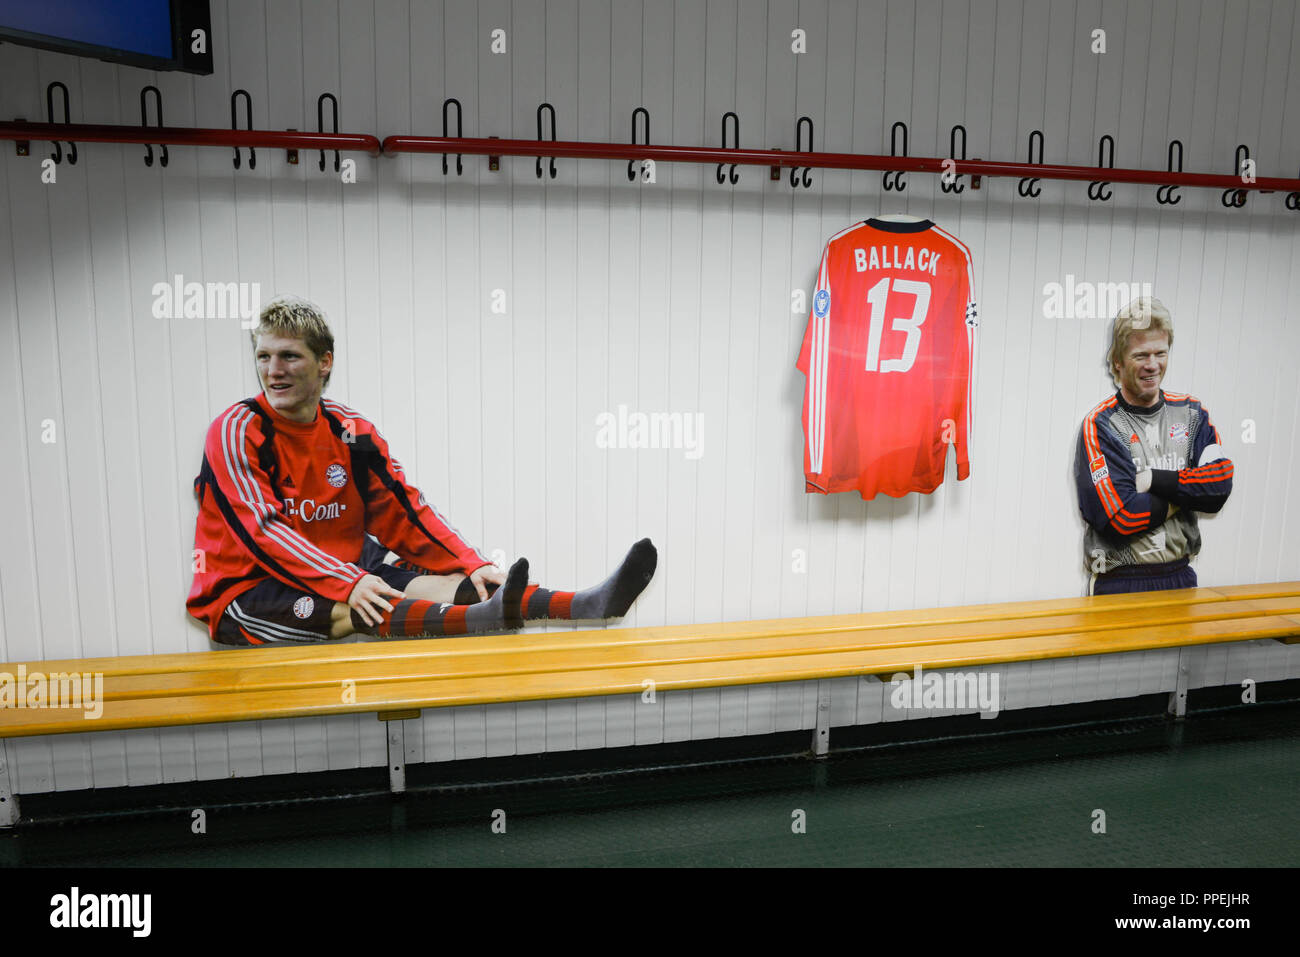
[0,0,211,74]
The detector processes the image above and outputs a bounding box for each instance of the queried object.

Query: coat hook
[1156,139,1183,206]
[628,107,649,182]
[140,86,167,167]
[941,124,967,194]
[317,93,340,173]
[1221,144,1249,208]
[883,121,908,192]
[442,98,463,175]
[1285,165,1300,211]
[1017,130,1043,198]
[1087,134,1114,201]
[45,81,77,165]
[791,116,814,188]
[716,111,740,184]
[231,89,255,170]
[535,103,557,179]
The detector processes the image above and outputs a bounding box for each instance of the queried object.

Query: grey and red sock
[351,558,528,638]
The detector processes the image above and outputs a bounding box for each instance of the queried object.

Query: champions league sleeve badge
[814,289,831,319]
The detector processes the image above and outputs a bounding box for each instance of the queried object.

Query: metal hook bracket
[1087,134,1114,201]
[628,107,649,182]
[1156,139,1183,206]
[716,111,739,185]
[883,122,908,192]
[1017,130,1044,198]
[791,116,814,188]
[442,98,463,175]
[46,81,77,165]
[317,93,340,172]
[941,124,967,194]
[536,103,557,179]
[231,89,255,170]
[140,86,167,168]
[1221,144,1249,208]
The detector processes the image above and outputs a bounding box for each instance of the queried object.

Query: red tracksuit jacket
[186,392,489,637]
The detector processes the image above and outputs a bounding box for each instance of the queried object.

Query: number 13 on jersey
[864,277,931,374]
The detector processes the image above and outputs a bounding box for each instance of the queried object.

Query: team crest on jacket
[814,289,830,318]
[293,596,315,619]
[1169,422,1189,441]
[325,463,348,488]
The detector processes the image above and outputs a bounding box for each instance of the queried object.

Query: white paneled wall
[2,0,1299,794]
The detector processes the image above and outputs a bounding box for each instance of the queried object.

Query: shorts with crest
[213,562,421,646]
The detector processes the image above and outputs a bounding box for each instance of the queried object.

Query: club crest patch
[1169,422,1188,441]
[325,464,348,488]
[814,289,830,319]
[293,596,315,619]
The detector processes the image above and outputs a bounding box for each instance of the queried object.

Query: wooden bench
[2,582,1298,822]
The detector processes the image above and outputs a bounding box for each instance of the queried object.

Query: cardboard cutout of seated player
[187,296,657,647]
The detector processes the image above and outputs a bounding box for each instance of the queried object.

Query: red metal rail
[384,134,1300,193]
[0,120,381,155]
[3,119,1296,195]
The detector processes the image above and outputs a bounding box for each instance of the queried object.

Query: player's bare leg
[401,574,467,604]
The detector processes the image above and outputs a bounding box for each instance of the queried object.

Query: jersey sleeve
[1148,403,1234,513]
[796,246,831,375]
[352,427,491,577]
[1075,414,1171,541]
[953,240,978,482]
[201,407,367,602]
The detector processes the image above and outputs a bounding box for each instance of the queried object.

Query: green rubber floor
[4,701,1297,867]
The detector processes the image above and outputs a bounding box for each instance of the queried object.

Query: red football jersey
[797,218,978,500]
[187,392,490,637]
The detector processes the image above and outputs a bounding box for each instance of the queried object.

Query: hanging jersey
[797,218,978,500]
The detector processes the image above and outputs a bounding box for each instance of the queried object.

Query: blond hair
[1108,296,1173,383]
[250,296,335,387]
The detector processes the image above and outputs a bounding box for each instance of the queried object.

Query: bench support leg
[812,680,832,758]
[386,720,407,794]
[0,744,17,827]
[1167,646,1191,719]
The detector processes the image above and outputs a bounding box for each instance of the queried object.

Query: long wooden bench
[2,582,1298,821]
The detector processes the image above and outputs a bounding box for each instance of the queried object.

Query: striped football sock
[519,538,657,621]
[352,558,528,637]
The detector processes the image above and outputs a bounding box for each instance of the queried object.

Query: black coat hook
[883,122,908,192]
[45,81,77,165]
[1087,134,1114,201]
[317,93,340,173]
[1017,130,1044,198]
[941,124,967,194]
[1221,144,1249,208]
[231,89,255,170]
[140,86,167,168]
[1286,166,1300,211]
[442,98,463,175]
[790,116,814,188]
[628,107,649,181]
[535,103,557,179]
[716,111,739,184]
[1156,139,1183,206]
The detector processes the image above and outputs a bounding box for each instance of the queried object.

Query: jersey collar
[254,391,324,432]
[1115,388,1165,416]
[865,217,935,233]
